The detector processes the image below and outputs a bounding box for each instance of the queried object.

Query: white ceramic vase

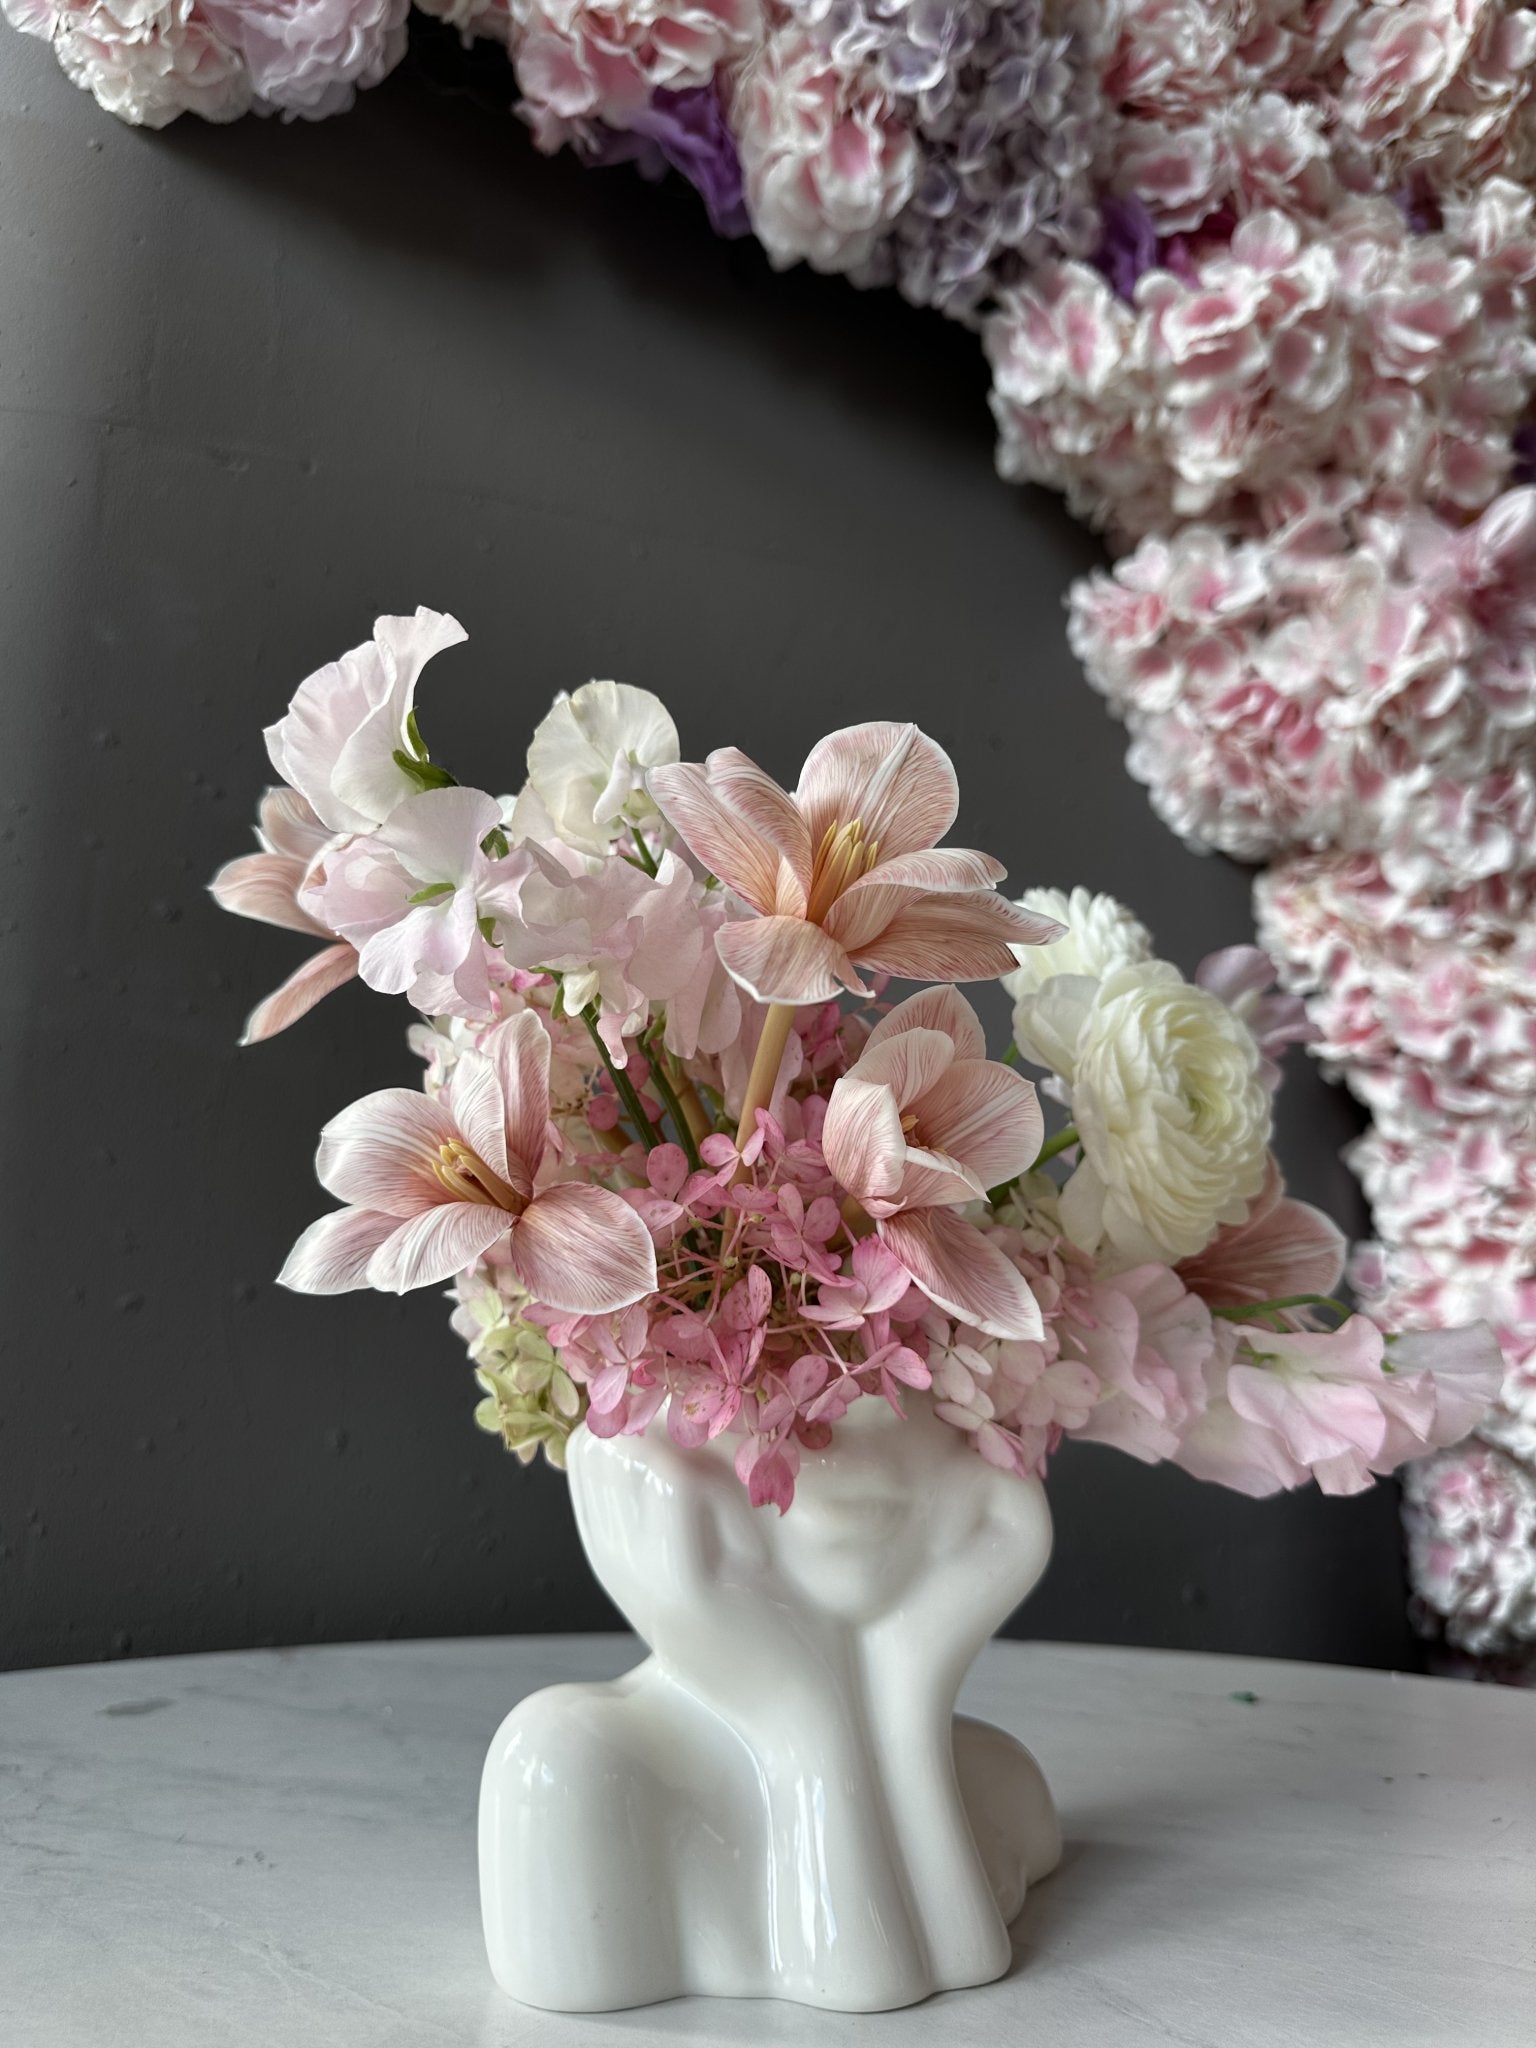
[478,1394,1061,2013]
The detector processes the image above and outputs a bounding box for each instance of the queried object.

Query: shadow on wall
[0,19,1391,1676]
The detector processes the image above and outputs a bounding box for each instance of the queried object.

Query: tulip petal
[648,762,784,915]
[854,890,1064,983]
[316,1088,460,1214]
[242,942,358,1045]
[879,1208,1043,1341]
[366,1200,513,1294]
[509,1184,658,1313]
[483,1010,554,1187]
[441,1048,513,1189]
[704,747,812,902]
[822,1075,908,1206]
[715,915,869,1005]
[866,984,987,1061]
[796,722,958,861]
[278,1206,399,1294]
[256,786,333,863]
[915,1059,1044,1192]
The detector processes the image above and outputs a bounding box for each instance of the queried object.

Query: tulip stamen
[432,1140,522,1211]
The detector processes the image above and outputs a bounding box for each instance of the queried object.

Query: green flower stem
[627,826,660,877]
[645,1039,704,1173]
[580,1005,662,1151]
[1033,1124,1081,1167]
[1212,1294,1353,1323]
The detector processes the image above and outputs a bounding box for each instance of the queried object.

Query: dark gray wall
[0,21,1411,1675]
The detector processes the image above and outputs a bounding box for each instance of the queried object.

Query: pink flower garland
[13,0,1536,1666]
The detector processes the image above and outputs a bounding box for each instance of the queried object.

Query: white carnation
[1027,960,1272,1265]
[518,679,679,858]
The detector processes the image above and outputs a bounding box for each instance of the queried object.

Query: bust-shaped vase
[478,1394,1060,2012]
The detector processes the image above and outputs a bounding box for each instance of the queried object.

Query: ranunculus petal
[509,1183,658,1312]
[822,1075,908,1205]
[915,1059,1043,1192]
[715,914,868,1004]
[366,1200,512,1294]
[879,1208,1043,1341]
[242,942,358,1045]
[316,1087,459,1214]
[796,722,958,862]
[854,890,1058,982]
[648,761,785,915]
[278,1207,399,1294]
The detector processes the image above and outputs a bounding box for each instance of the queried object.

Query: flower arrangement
[13,0,1535,1646]
[211,610,1499,1513]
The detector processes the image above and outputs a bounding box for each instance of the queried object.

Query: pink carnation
[1402,1442,1536,1652]
[38,1,252,127]
[732,24,918,274]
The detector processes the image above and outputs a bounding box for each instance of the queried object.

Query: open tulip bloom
[213,614,1503,1511]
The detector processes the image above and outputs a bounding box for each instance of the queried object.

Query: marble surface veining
[0,1637,1531,2046]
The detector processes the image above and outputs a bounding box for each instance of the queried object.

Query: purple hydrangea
[789,0,1104,321]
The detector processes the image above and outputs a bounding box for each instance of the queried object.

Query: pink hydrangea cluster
[3,0,409,122]
[211,611,1499,1514]
[986,184,1536,541]
[1068,480,1536,886]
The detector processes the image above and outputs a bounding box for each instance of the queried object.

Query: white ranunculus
[519,680,679,857]
[1004,886,1152,1012]
[1029,960,1272,1265]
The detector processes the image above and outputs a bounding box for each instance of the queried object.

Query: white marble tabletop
[1,1634,1531,2046]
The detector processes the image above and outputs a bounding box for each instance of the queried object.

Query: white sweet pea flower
[516,679,679,857]
[1003,886,1152,1010]
[1022,961,1272,1266]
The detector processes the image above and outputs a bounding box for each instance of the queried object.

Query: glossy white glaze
[478,1398,1061,2012]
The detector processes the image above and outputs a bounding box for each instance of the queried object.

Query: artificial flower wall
[11,0,1535,1669]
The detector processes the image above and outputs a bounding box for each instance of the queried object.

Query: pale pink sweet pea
[209,785,359,1042]
[279,1009,657,1309]
[264,607,467,835]
[301,786,527,1015]
[823,986,1045,1340]
[1070,1265,1215,1463]
[648,721,1063,1005]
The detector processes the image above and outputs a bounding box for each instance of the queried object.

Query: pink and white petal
[509,1183,658,1313]
[915,1059,1043,1191]
[330,609,468,826]
[714,915,868,1005]
[365,1200,512,1294]
[822,1075,908,1206]
[851,1027,957,1110]
[896,1148,990,1210]
[647,762,784,915]
[1226,1366,1388,1468]
[379,785,503,886]
[703,747,812,901]
[879,1208,1043,1342]
[277,1207,400,1294]
[866,985,987,1060]
[1388,1323,1503,1450]
[1178,1192,1346,1309]
[211,851,330,935]
[853,890,1058,983]
[316,1087,459,1214]
[482,1009,554,1186]
[356,905,442,996]
[845,846,1007,897]
[441,1048,514,1188]
[796,722,958,861]
[256,786,333,863]
[241,942,358,1045]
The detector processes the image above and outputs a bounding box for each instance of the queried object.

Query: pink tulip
[279,1010,658,1311]
[648,721,1063,1005]
[823,986,1045,1340]
[209,786,359,1043]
